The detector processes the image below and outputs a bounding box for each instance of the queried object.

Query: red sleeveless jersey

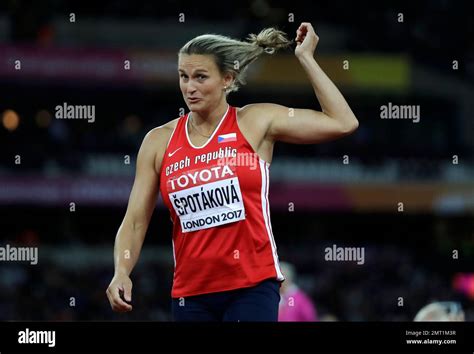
[159,105,284,298]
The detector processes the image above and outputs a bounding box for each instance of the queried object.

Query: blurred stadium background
[0,0,473,321]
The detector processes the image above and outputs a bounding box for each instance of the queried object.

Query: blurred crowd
[1,0,473,176]
[0,242,471,321]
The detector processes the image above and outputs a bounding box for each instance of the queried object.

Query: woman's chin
[188,100,204,110]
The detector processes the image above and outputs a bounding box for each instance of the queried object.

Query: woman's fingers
[296,23,311,43]
[106,283,133,312]
[112,287,133,312]
[294,22,319,57]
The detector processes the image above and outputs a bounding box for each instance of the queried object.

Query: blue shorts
[172,279,281,322]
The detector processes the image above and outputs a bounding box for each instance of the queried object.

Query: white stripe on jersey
[259,159,285,281]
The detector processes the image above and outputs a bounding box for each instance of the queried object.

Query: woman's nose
[185,83,196,94]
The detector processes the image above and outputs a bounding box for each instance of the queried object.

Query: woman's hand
[106,272,133,312]
[295,22,319,59]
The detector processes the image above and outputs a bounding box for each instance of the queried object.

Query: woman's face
[178,54,231,112]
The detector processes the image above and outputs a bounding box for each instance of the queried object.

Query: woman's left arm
[265,22,359,144]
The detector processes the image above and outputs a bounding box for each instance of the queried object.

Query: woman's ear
[223,72,234,90]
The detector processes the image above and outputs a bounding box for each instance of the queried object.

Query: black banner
[0,321,472,353]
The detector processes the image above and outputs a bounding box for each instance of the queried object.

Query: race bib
[167,164,246,232]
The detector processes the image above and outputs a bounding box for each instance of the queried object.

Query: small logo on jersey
[218,133,236,143]
[168,147,182,157]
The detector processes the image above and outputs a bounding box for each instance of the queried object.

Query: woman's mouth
[188,98,201,104]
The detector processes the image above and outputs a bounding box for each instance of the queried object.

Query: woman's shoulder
[140,116,182,156]
[145,116,181,141]
[236,103,277,131]
[237,103,282,120]
[158,116,181,132]
[141,117,182,173]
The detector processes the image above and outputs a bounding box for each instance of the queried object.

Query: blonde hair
[179,28,292,94]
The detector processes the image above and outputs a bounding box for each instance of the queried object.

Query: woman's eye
[198,75,207,80]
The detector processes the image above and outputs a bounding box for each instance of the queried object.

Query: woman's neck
[191,101,229,130]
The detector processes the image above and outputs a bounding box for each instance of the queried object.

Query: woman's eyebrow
[178,69,209,74]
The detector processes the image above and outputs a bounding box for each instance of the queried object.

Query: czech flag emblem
[218,132,237,143]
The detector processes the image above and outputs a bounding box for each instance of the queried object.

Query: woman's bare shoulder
[236,104,274,132]
[140,117,182,173]
[145,117,181,145]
